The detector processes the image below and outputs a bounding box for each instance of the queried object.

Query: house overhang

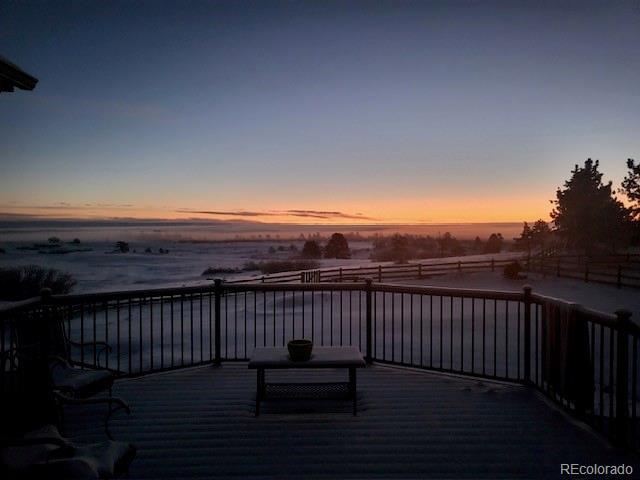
[0,56,38,93]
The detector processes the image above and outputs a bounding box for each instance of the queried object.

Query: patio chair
[0,424,136,479]
[11,306,130,438]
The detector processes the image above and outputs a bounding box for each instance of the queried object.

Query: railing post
[365,278,373,365]
[523,286,532,385]
[378,265,382,282]
[584,260,589,283]
[300,272,305,283]
[339,267,343,283]
[214,279,222,365]
[615,309,632,446]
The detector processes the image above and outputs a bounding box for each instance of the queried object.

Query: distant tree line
[300,233,351,260]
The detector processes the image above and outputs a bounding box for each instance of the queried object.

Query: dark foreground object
[249,346,366,416]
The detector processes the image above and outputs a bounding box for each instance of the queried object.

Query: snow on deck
[65,364,637,479]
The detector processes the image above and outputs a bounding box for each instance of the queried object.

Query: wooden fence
[227,257,519,285]
[525,254,640,289]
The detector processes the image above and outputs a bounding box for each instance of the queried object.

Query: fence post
[617,265,622,289]
[523,286,532,385]
[339,267,343,283]
[300,272,305,283]
[615,309,632,446]
[214,279,222,365]
[365,278,373,364]
[378,265,382,282]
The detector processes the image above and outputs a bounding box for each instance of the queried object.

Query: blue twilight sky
[1,0,639,223]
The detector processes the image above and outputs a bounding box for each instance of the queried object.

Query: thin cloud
[177,208,377,221]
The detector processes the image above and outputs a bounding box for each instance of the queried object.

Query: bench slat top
[248,346,365,369]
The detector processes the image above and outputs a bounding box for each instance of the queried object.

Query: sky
[1,0,639,224]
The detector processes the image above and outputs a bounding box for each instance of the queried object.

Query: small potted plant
[287,339,313,361]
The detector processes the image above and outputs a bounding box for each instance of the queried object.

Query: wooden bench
[248,346,366,416]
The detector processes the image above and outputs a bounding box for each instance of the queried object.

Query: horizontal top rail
[371,283,524,301]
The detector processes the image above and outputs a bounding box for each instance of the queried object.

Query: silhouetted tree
[115,241,130,253]
[514,223,533,255]
[324,233,350,259]
[473,236,483,253]
[437,232,463,256]
[621,158,640,244]
[551,159,631,253]
[389,234,410,263]
[530,219,552,252]
[301,240,322,259]
[484,233,503,254]
[621,158,640,220]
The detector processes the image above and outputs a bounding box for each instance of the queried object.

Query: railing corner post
[214,279,222,366]
[615,309,632,446]
[365,278,373,365]
[523,285,532,385]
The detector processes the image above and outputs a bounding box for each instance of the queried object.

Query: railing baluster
[170,295,174,367]
[429,295,433,368]
[400,293,404,363]
[139,297,143,372]
[505,301,509,379]
[339,290,342,346]
[93,302,97,366]
[180,295,184,366]
[471,298,475,373]
[493,299,497,377]
[150,297,153,371]
[439,295,443,369]
[460,296,464,372]
[127,300,131,374]
[160,296,164,369]
[116,300,121,372]
[200,293,204,363]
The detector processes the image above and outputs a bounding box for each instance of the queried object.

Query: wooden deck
[65,364,637,479]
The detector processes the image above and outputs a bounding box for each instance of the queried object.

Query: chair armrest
[0,436,70,449]
[54,392,130,413]
[68,340,112,367]
[48,355,71,369]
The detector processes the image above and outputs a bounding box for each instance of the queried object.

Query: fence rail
[1,279,638,450]
[526,254,640,289]
[227,257,519,284]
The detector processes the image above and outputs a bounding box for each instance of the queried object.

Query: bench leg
[256,368,264,417]
[349,367,357,416]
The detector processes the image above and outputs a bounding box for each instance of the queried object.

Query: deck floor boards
[64,364,637,479]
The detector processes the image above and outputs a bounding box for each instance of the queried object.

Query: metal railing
[1,279,638,449]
